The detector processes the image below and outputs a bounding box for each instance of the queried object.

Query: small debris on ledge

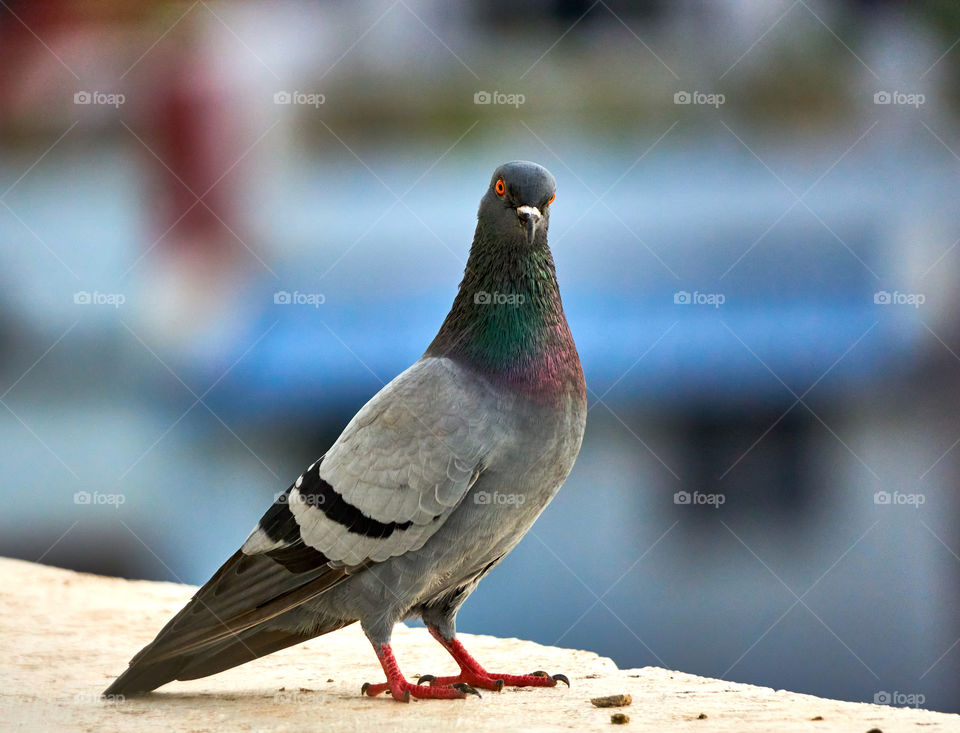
[591,694,632,708]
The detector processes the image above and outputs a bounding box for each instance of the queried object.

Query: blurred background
[1,0,959,714]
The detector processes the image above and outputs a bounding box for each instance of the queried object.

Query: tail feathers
[102,546,356,697]
[103,619,353,697]
[103,656,188,698]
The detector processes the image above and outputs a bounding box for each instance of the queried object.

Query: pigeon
[103,160,587,702]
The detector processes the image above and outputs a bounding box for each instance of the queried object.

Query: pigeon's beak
[516,205,542,244]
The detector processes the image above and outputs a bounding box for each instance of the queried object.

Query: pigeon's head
[480,161,556,247]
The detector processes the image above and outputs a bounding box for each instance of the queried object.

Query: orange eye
[547,192,555,205]
[495,178,505,196]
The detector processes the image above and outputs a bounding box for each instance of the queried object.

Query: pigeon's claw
[361,681,402,700]
[530,670,570,686]
[364,643,473,702]
[452,682,482,698]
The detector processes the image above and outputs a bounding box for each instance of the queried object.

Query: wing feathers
[127,550,350,666]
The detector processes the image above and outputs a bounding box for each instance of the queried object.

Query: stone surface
[1,556,956,732]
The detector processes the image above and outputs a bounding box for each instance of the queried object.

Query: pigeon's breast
[492,387,585,505]
[424,384,586,583]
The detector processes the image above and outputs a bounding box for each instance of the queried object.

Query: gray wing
[243,356,510,567]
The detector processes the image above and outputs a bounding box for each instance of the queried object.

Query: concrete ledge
[1,556,956,731]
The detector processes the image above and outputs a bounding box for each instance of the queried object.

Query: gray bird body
[313,354,586,645]
[105,161,586,698]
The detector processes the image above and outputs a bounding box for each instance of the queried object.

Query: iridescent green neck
[425,223,583,401]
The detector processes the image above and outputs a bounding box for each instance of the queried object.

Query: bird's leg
[418,626,569,691]
[361,641,481,702]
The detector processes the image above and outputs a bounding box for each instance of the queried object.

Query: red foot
[362,642,479,702]
[421,627,570,691]
[419,669,564,690]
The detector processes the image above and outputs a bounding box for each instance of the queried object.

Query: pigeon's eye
[495,179,505,196]
[547,192,555,205]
